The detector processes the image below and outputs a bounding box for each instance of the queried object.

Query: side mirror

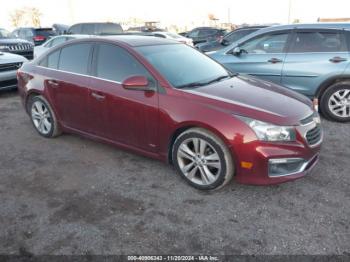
[122,75,149,91]
[232,46,242,55]
[221,39,229,46]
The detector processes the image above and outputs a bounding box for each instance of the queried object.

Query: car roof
[98,35,179,46]
[256,23,350,33]
[218,22,350,53]
[52,34,91,38]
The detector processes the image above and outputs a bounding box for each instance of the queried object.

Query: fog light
[268,158,306,177]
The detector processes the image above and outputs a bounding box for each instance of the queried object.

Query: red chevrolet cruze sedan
[17,36,322,190]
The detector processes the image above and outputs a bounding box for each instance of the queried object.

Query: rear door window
[58,43,92,75]
[290,31,347,53]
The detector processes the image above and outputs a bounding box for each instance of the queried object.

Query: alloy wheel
[176,137,222,186]
[328,89,350,118]
[31,100,52,135]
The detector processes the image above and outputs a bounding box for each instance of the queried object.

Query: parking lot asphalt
[0,90,349,255]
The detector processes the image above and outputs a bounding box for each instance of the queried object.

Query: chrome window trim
[37,65,122,84]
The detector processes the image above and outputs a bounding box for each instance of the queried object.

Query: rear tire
[172,128,234,190]
[27,95,61,138]
[320,81,350,122]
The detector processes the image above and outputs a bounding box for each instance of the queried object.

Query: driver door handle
[268,58,283,64]
[329,56,347,63]
[91,92,105,101]
[48,79,59,87]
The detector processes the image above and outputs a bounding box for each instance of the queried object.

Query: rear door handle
[268,58,283,64]
[91,92,105,101]
[329,56,347,63]
[48,79,59,87]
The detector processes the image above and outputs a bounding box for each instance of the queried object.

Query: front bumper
[0,70,18,90]
[231,136,322,185]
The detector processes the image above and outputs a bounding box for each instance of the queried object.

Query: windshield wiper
[177,73,236,89]
[204,75,231,85]
[177,82,208,89]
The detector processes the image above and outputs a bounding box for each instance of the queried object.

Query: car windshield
[0,29,10,38]
[136,44,230,88]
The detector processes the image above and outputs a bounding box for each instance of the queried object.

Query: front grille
[300,112,316,125]
[7,44,32,51]
[0,79,17,89]
[0,62,22,72]
[11,51,33,60]
[306,125,322,146]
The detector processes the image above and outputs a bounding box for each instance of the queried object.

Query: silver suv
[0,52,27,90]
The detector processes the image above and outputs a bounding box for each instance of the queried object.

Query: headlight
[237,116,296,142]
[0,45,9,50]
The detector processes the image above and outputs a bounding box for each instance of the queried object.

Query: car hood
[0,52,28,62]
[181,75,314,126]
[0,38,32,45]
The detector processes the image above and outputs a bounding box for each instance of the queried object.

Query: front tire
[320,81,350,122]
[28,95,61,138]
[172,128,234,190]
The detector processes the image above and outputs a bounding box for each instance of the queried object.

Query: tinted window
[291,31,347,53]
[47,50,60,69]
[225,29,256,43]
[39,49,60,69]
[97,23,123,35]
[199,29,215,37]
[188,30,200,38]
[82,24,95,34]
[45,36,66,48]
[35,28,55,37]
[137,44,229,88]
[69,24,82,34]
[96,44,150,82]
[58,43,92,74]
[240,33,288,54]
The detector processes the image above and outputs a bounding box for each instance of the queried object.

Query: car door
[222,30,291,84]
[43,42,93,132]
[88,43,159,152]
[281,29,350,97]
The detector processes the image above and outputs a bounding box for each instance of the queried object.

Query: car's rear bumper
[231,140,322,185]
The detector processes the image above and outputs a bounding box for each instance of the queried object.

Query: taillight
[33,35,46,41]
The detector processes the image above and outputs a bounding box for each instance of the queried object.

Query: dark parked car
[11,27,56,46]
[196,26,268,52]
[68,22,123,35]
[209,23,350,122]
[185,27,227,45]
[0,28,34,59]
[17,36,322,190]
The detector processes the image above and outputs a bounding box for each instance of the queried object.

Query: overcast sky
[1,0,350,30]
